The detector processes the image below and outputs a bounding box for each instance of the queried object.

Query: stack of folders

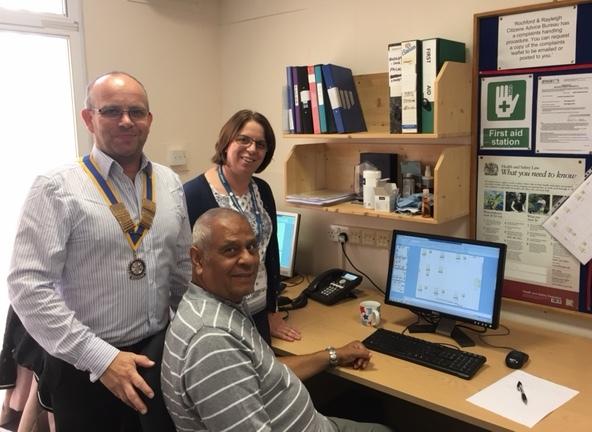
[387,38,465,134]
[285,64,367,134]
[285,190,356,206]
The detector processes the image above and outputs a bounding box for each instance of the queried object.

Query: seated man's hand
[99,351,155,414]
[269,311,301,341]
[336,341,371,370]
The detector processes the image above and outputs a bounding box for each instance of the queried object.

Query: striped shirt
[7,146,192,381]
[161,283,336,432]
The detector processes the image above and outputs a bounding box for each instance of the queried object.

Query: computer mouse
[505,350,529,369]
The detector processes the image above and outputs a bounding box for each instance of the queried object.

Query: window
[0,0,65,14]
[0,0,87,331]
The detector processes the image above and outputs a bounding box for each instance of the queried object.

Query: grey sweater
[161,282,335,432]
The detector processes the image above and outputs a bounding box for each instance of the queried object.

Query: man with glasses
[8,71,191,431]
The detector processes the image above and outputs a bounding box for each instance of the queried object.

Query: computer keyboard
[362,328,486,379]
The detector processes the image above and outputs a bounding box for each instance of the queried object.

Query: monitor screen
[276,211,300,279]
[385,230,506,346]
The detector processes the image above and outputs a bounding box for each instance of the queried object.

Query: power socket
[328,225,349,242]
[361,229,376,247]
[349,227,362,245]
[328,224,391,249]
[375,229,392,249]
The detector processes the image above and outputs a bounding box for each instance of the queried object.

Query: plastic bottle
[422,188,431,218]
[422,165,434,192]
[402,173,415,197]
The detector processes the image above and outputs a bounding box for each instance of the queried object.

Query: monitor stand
[408,317,475,347]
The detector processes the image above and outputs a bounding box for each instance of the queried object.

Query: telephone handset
[305,268,363,305]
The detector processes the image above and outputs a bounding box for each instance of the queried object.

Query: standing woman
[183,110,301,344]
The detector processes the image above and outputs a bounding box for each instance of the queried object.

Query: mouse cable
[474,324,518,351]
[340,242,385,294]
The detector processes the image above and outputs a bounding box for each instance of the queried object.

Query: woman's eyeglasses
[234,134,267,151]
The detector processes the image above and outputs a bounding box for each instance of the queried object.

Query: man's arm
[169,178,193,311]
[7,175,119,379]
[278,341,371,381]
[9,174,158,414]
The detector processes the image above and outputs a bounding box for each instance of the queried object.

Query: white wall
[80,0,592,336]
[82,0,221,177]
[215,0,540,283]
[214,0,592,336]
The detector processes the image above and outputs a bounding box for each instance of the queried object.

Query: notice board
[472,1,592,312]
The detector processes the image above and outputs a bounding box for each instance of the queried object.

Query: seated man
[161,208,392,432]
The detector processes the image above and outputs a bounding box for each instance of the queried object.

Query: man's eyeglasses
[234,135,267,151]
[91,106,149,121]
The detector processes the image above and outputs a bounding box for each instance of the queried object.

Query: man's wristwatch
[325,346,339,367]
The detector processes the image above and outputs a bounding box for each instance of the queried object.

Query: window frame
[0,0,90,154]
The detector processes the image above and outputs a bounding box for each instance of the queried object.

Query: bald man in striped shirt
[162,208,392,432]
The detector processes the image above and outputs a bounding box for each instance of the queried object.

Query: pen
[517,381,528,405]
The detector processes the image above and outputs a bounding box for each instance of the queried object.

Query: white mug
[359,300,381,327]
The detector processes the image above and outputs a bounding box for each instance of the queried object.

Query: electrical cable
[401,314,459,350]
[476,324,517,351]
[339,241,385,294]
[283,274,304,287]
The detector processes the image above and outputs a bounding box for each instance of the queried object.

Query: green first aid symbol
[487,80,526,121]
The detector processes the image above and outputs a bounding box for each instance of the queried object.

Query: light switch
[168,149,186,166]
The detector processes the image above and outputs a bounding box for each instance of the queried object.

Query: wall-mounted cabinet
[283,61,472,225]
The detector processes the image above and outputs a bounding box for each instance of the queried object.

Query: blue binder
[321,64,367,133]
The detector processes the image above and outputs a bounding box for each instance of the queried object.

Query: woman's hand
[269,311,301,341]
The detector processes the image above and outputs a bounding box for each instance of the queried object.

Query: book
[307,65,321,134]
[387,43,402,133]
[321,64,367,133]
[291,66,302,133]
[286,66,295,133]
[315,64,336,133]
[295,65,313,133]
[421,38,465,133]
[401,40,421,133]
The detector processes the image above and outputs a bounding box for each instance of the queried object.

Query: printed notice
[498,5,577,70]
[477,156,585,308]
[543,172,592,265]
[536,73,592,154]
[480,75,532,150]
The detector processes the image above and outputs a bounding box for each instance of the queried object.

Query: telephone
[305,268,363,305]
[277,268,363,311]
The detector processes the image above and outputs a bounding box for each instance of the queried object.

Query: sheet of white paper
[536,73,592,154]
[467,370,578,428]
[543,172,592,265]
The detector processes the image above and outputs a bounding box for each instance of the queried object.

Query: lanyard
[217,165,261,242]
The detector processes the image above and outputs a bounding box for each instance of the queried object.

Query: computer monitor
[385,230,506,347]
[276,211,301,279]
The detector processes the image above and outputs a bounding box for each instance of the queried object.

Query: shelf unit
[284,61,472,225]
